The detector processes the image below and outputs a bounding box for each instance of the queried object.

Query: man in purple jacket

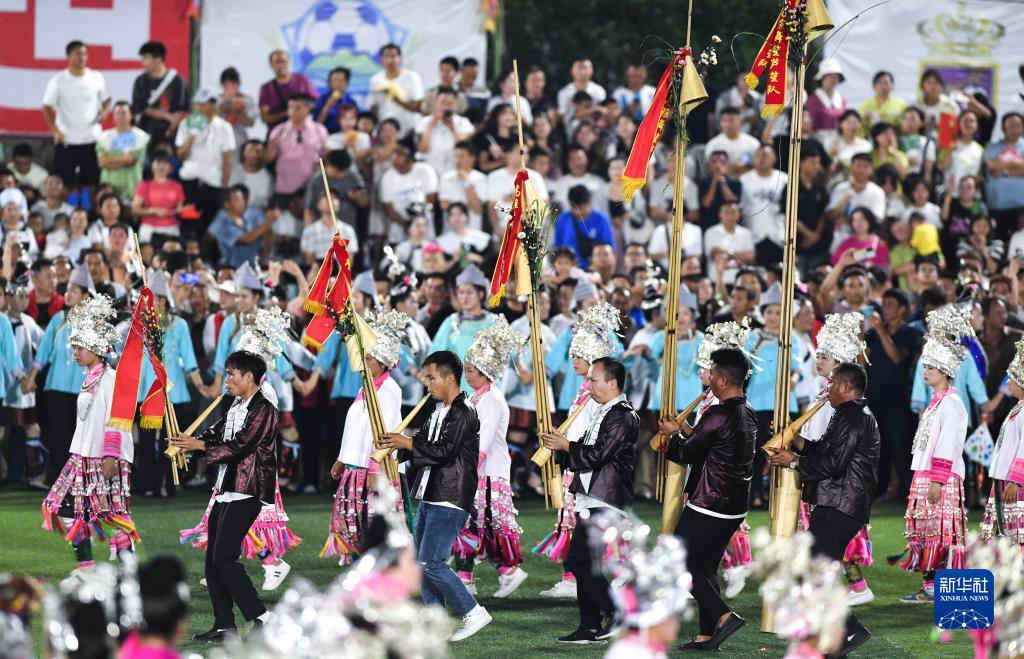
[172,350,279,641]
[660,347,757,652]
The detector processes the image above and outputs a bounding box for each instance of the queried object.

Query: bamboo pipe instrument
[762,397,826,456]
[370,394,431,464]
[649,388,710,451]
[530,397,590,467]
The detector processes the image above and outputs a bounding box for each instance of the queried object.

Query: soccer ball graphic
[279,0,409,97]
[938,608,991,629]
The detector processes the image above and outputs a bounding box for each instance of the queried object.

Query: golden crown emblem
[917,1,1005,58]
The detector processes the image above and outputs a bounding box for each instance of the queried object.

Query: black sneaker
[557,627,607,644]
[193,627,236,642]
[706,612,745,650]
[595,616,623,641]
[827,622,871,658]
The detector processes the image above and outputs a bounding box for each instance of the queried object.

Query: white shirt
[369,69,425,135]
[648,174,699,217]
[472,386,512,480]
[801,397,834,442]
[553,172,607,214]
[704,132,761,168]
[379,162,439,243]
[42,68,109,144]
[324,129,372,156]
[339,376,402,468]
[612,84,657,117]
[230,166,274,210]
[910,391,968,479]
[439,168,488,231]
[989,402,1024,482]
[647,221,703,270]
[414,114,473,176]
[70,367,131,460]
[213,392,256,502]
[486,166,548,230]
[739,169,788,245]
[827,180,886,220]
[436,229,491,256]
[174,115,236,187]
[704,223,755,282]
[902,201,942,229]
[947,142,985,198]
[556,81,607,118]
[574,393,627,516]
[12,162,50,190]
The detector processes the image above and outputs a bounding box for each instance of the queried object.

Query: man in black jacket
[541,357,639,645]
[381,350,491,642]
[171,351,278,641]
[769,362,879,658]
[659,347,756,652]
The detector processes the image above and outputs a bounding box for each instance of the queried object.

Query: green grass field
[0,488,973,658]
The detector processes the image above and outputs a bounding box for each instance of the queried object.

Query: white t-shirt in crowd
[556,81,608,118]
[647,221,703,270]
[612,85,657,117]
[439,168,488,231]
[437,229,492,256]
[739,169,788,245]
[704,131,761,168]
[901,201,942,228]
[483,165,548,217]
[827,180,886,220]
[369,69,425,136]
[947,141,985,198]
[704,223,755,282]
[553,172,607,214]
[174,115,236,188]
[414,114,474,176]
[42,68,109,145]
[648,174,699,216]
[230,166,274,210]
[379,162,439,242]
[272,209,302,238]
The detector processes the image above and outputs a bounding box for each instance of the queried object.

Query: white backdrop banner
[200,0,486,111]
[825,0,1024,127]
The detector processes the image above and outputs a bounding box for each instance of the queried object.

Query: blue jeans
[413,501,477,616]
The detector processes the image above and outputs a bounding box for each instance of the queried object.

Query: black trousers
[677,506,742,636]
[44,391,78,483]
[808,506,866,634]
[136,403,188,496]
[870,395,913,498]
[564,513,615,631]
[206,497,266,628]
[751,410,775,503]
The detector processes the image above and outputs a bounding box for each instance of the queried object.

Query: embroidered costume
[980,338,1024,545]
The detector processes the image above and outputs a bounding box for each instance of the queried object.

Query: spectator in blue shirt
[552,185,615,269]
[314,67,358,134]
[208,184,275,267]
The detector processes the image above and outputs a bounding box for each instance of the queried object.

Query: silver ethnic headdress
[697,320,752,370]
[815,312,867,365]
[466,316,527,382]
[68,294,119,355]
[921,304,974,377]
[1007,337,1024,388]
[752,528,850,654]
[365,310,411,370]
[236,306,291,366]
[585,511,692,628]
[569,301,621,363]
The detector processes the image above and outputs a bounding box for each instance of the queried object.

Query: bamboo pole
[370,394,431,465]
[761,46,809,635]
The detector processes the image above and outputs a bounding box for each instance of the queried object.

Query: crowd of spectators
[2,37,1024,506]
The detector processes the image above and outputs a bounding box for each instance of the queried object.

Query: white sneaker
[262,560,291,591]
[847,585,875,607]
[200,578,208,587]
[493,567,528,598]
[539,579,577,599]
[303,484,317,494]
[450,605,492,641]
[186,476,206,487]
[723,565,750,599]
